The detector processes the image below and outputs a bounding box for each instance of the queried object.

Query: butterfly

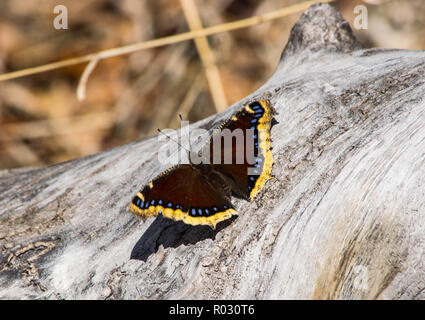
[129,100,275,229]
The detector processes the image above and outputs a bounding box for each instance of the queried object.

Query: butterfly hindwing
[129,165,236,228]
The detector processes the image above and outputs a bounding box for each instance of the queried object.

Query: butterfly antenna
[177,114,195,165]
[157,128,191,154]
[178,114,192,151]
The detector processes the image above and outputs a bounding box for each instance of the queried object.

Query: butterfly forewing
[209,100,275,200]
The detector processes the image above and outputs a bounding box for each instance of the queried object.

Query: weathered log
[1,2,424,299]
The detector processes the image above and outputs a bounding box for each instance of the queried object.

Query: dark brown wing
[129,164,236,228]
[208,100,275,200]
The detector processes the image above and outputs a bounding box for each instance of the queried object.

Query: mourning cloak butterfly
[129,100,275,228]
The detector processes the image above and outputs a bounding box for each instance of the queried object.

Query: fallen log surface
[1,3,424,299]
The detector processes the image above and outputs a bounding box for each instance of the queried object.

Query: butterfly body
[130,100,275,228]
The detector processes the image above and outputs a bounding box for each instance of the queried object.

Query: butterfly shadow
[130,215,238,262]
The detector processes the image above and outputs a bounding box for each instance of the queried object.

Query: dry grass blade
[169,73,203,128]
[180,0,228,112]
[77,58,100,101]
[0,0,334,82]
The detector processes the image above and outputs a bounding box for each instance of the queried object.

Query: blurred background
[0,0,424,169]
